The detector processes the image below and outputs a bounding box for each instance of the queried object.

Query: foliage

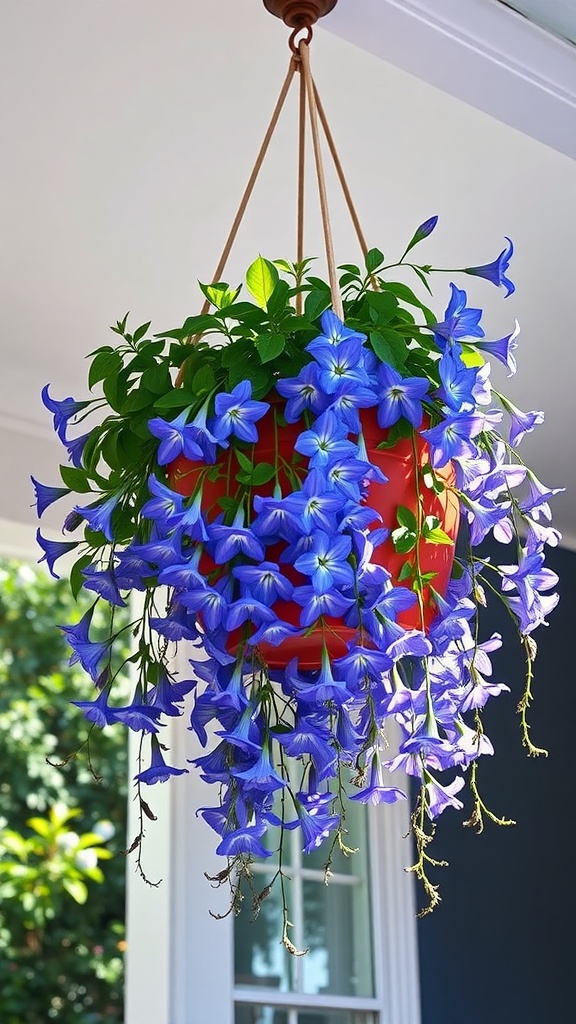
[0,560,127,1023]
[34,220,560,927]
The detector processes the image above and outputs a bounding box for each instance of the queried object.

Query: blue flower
[294,410,357,468]
[431,284,484,348]
[498,395,544,448]
[82,564,126,607]
[36,530,79,578]
[306,336,369,394]
[275,363,328,423]
[136,738,189,784]
[60,607,110,681]
[421,413,484,468]
[74,494,119,542]
[216,825,274,859]
[376,364,429,429]
[464,237,515,296]
[314,309,367,346]
[294,530,354,593]
[41,385,91,441]
[31,478,70,518]
[233,561,294,603]
[208,507,265,563]
[148,410,204,465]
[212,381,269,443]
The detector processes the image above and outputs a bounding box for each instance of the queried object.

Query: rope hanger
[176,14,369,383]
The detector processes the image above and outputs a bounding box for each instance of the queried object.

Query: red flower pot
[169,403,459,670]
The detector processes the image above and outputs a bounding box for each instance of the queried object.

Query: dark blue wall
[417,543,576,1024]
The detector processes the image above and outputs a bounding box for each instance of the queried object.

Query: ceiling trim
[326,0,576,161]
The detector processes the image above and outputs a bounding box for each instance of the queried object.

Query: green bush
[0,559,127,1023]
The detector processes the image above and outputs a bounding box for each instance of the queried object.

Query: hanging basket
[168,401,459,669]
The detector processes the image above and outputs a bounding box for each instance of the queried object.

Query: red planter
[169,403,459,670]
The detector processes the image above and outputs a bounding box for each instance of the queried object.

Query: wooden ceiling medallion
[262,0,338,28]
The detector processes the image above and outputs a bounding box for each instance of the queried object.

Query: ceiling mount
[263,0,338,29]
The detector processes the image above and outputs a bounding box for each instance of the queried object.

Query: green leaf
[63,878,88,904]
[250,462,276,486]
[273,259,293,274]
[265,280,289,320]
[385,282,435,323]
[304,289,330,322]
[421,464,445,494]
[397,505,418,531]
[192,363,216,396]
[423,526,454,546]
[365,247,385,274]
[154,389,196,410]
[141,362,172,395]
[246,257,278,309]
[133,321,152,344]
[59,465,92,493]
[391,526,417,554]
[88,350,123,391]
[255,333,286,364]
[235,450,253,474]
[155,313,220,340]
[120,387,157,414]
[69,553,93,600]
[397,560,414,583]
[198,282,241,310]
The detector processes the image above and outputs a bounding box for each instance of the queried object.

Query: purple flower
[141,475,184,525]
[475,321,520,376]
[350,754,407,806]
[464,237,515,296]
[425,774,465,818]
[212,381,269,443]
[377,364,429,428]
[499,396,544,448]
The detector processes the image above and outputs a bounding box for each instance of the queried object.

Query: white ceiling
[0,0,575,546]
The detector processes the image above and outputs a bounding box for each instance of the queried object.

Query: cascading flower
[35,226,561,924]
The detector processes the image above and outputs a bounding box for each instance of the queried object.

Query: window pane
[234,875,294,991]
[235,1006,289,1024]
[301,879,373,997]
